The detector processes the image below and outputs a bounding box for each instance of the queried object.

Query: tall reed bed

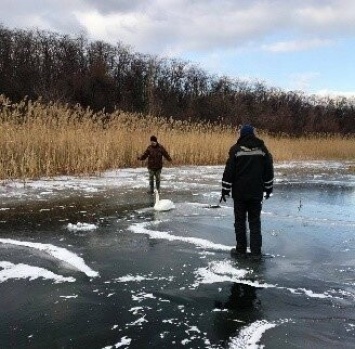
[265,133,355,162]
[0,95,354,180]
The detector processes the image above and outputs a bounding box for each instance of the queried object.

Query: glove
[264,189,272,200]
[220,189,230,203]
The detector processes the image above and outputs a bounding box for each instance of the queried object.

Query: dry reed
[1,95,354,180]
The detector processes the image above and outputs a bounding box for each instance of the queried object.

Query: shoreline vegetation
[1,25,355,137]
[1,96,355,180]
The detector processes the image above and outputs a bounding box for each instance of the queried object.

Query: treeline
[1,24,355,135]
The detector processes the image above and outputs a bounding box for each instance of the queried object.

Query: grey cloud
[83,0,146,14]
[0,0,87,36]
[44,12,88,37]
[2,0,355,55]
[98,0,290,53]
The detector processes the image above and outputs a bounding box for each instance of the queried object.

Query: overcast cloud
[1,0,355,94]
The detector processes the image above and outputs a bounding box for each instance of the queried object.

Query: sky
[1,0,355,97]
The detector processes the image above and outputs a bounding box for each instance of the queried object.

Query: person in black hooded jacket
[221,125,274,259]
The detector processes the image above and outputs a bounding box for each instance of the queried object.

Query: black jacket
[222,134,274,200]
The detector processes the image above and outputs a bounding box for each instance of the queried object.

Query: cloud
[0,0,87,34]
[73,0,289,54]
[285,72,355,98]
[1,0,355,95]
[262,38,333,53]
[83,0,145,14]
[287,72,321,92]
[71,0,355,56]
[295,1,355,33]
[314,90,355,98]
[2,0,355,54]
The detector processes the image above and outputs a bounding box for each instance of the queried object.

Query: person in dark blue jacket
[221,125,274,259]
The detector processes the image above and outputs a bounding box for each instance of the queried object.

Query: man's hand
[264,189,272,200]
[220,189,230,203]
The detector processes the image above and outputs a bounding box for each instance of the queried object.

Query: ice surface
[1,161,355,349]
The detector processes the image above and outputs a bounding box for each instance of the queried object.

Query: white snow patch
[128,315,148,327]
[60,295,78,299]
[181,338,191,345]
[114,336,132,348]
[288,287,331,299]
[132,292,156,302]
[102,336,132,348]
[229,319,293,349]
[128,306,144,315]
[193,261,336,300]
[67,222,98,231]
[192,260,250,287]
[128,221,234,251]
[229,320,277,349]
[186,325,201,334]
[0,238,99,278]
[0,261,75,283]
[114,274,174,283]
[212,308,229,312]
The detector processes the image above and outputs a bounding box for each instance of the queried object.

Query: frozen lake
[1,161,355,349]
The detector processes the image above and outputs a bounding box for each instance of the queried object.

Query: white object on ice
[67,222,97,231]
[153,189,175,211]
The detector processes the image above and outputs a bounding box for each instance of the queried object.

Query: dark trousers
[233,199,262,254]
[148,169,161,191]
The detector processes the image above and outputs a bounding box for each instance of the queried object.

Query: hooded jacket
[222,134,274,200]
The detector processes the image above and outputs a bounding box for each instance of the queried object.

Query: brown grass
[1,95,354,180]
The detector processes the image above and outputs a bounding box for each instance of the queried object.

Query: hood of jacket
[236,134,265,149]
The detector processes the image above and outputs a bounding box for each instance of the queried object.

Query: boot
[236,245,247,254]
[230,245,247,258]
[250,248,262,261]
